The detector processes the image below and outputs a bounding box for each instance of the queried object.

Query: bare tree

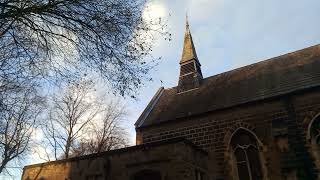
[0,87,43,174]
[40,80,129,160]
[0,0,166,174]
[0,0,169,96]
[72,100,128,156]
[41,80,101,159]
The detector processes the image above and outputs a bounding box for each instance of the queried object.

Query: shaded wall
[137,88,320,179]
[22,140,209,180]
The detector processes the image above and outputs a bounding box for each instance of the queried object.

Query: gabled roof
[136,44,320,128]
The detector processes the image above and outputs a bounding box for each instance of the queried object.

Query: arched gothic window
[308,114,320,171]
[132,169,161,180]
[230,129,263,180]
[310,115,320,145]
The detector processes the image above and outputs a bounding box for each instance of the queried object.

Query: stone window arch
[308,114,320,144]
[307,113,320,171]
[132,169,161,180]
[229,128,263,180]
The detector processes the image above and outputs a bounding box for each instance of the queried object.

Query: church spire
[177,16,203,93]
[180,15,199,64]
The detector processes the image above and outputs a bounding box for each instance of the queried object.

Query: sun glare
[143,1,167,21]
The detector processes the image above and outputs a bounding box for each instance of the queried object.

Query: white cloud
[126,0,320,146]
[21,2,320,176]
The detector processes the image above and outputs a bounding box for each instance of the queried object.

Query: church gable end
[135,18,320,180]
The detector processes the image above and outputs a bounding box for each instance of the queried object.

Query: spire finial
[186,11,189,29]
[180,12,198,64]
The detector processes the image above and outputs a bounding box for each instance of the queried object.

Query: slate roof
[135,44,320,128]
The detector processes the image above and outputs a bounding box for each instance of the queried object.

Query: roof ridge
[164,43,320,91]
[202,43,320,81]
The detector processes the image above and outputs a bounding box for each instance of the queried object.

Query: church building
[22,20,320,180]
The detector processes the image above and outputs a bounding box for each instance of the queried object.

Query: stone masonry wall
[137,88,320,179]
[22,140,209,180]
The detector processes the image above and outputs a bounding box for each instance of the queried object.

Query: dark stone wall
[22,141,209,180]
[137,88,320,179]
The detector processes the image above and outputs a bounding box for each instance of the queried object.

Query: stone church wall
[137,88,320,179]
[22,140,209,180]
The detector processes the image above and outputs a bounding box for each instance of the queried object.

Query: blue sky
[2,0,320,179]
[125,0,320,144]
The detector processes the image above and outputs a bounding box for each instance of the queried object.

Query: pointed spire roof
[180,16,199,64]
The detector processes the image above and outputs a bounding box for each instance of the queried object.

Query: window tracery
[308,115,320,175]
[310,116,320,145]
[230,129,263,180]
